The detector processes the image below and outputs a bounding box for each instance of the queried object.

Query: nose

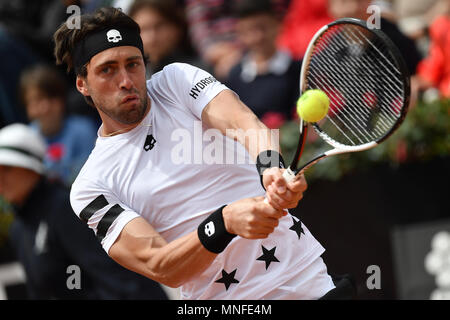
[118,68,134,91]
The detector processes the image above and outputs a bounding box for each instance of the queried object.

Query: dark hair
[128,0,186,30]
[233,0,275,18]
[128,0,194,59]
[54,6,147,77]
[19,64,67,106]
[232,0,287,20]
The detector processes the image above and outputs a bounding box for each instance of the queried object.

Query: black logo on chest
[144,134,156,151]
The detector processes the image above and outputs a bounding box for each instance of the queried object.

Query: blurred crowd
[0,0,449,299]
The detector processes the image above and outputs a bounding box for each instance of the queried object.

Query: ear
[76,75,89,97]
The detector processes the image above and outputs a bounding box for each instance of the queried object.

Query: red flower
[261,112,286,129]
[47,143,65,161]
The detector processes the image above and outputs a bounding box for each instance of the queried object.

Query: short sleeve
[152,63,230,119]
[70,178,140,254]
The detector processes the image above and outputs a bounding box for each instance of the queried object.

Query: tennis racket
[282,18,410,183]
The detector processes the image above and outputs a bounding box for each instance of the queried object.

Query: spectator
[416,12,450,98]
[277,0,332,60]
[394,0,446,40]
[185,0,290,80]
[0,0,69,60]
[0,0,80,127]
[328,0,422,76]
[225,0,301,126]
[327,0,422,108]
[0,123,168,299]
[128,0,201,77]
[19,65,98,186]
[0,25,38,127]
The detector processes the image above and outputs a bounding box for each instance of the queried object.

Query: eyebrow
[95,55,143,69]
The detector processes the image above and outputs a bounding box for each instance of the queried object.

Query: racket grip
[282,167,296,183]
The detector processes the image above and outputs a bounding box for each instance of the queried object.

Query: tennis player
[55,7,338,299]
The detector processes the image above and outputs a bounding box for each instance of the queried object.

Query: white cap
[0,123,47,174]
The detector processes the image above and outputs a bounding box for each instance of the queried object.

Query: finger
[245,233,270,239]
[266,193,283,211]
[258,216,280,230]
[262,196,286,215]
[267,185,292,208]
[253,196,265,202]
[257,196,284,214]
[263,167,287,192]
[273,173,287,194]
[269,184,296,202]
[253,221,279,236]
[262,167,280,190]
[243,223,275,238]
[258,225,277,235]
[287,174,308,192]
[284,200,301,209]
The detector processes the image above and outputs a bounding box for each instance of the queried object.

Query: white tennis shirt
[70,63,334,299]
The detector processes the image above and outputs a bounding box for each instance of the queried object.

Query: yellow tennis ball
[296,89,330,122]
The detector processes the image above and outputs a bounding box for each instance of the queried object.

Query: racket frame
[283,18,410,182]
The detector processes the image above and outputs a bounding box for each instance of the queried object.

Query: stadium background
[0,0,448,300]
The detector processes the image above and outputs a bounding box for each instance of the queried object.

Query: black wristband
[256,150,286,190]
[197,205,236,254]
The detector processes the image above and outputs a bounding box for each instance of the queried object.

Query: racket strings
[308,63,386,144]
[317,30,401,127]
[325,31,403,119]
[308,59,381,144]
[309,49,394,138]
[316,27,402,138]
[308,56,391,135]
[306,23,406,147]
[339,28,405,116]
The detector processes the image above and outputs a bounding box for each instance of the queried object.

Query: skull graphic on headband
[106,29,122,43]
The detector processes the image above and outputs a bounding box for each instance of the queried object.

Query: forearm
[145,232,217,288]
[228,109,280,161]
[109,196,285,287]
[202,90,280,160]
[110,218,217,288]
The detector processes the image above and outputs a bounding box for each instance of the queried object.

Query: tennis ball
[296,89,330,122]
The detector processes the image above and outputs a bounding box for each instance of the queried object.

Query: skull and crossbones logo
[106,29,122,43]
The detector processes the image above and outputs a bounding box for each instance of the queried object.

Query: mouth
[121,95,139,104]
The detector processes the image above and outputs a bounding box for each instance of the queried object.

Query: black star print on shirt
[215,269,239,290]
[257,245,280,270]
[289,216,305,239]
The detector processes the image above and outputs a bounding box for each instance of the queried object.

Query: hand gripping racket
[282,18,410,183]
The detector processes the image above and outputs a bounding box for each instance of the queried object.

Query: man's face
[24,87,64,134]
[132,7,181,64]
[0,165,36,205]
[236,13,280,56]
[76,46,148,126]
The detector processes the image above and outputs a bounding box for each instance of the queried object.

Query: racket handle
[282,167,296,183]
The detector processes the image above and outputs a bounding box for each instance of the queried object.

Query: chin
[123,105,147,124]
